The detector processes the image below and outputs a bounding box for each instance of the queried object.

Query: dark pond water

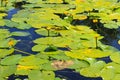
[5,8,119,80]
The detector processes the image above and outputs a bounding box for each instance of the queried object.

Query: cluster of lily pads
[1,0,120,80]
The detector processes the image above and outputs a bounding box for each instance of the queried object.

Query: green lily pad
[84,58,97,65]
[65,48,111,59]
[106,62,120,73]
[11,31,31,36]
[35,28,59,37]
[110,52,120,64]
[113,74,120,80]
[0,65,17,78]
[32,44,47,52]
[0,29,11,40]
[0,19,5,26]
[40,62,56,70]
[80,60,106,77]
[68,59,89,69]
[15,69,31,75]
[100,66,115,80]
[28,70,55,80]
[35,53,49,59]
[0,38,17,48]
[0,55,22,66]
[5,20,31,29]
[0,48,14,59]
[19,55,49,66]
[104,21,119,29]
[49,52,71,60]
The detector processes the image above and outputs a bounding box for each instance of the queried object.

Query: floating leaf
[113,74,120,80]
[0,55,22,65]
[68,59,89,69]
[50,52,71,60]
[80,61,106,77]
[28,70,55,80]
[35,28,59,37]
[106,62,120,73]
[0,65,17,78]
[0,48,14,59]
[65,49,111,59]
[40,62,56,70]
[100,66,115,80]
[110,52,120,64]
[11,31,30,36]
[19,55,49,66]
[104,21,119,29]
[0,29,11,40]
[0,19,5,26]
[0,38,17,48]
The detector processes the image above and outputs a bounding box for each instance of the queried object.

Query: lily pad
[100,66,115,80]
[80,60,106,77]
[35,28,59,37]
[68,59,89,69]
[19,55,49,66]
[0,48,14,59]
[28,70,55,80]
[11,31,31,37]
[110,52,120,64]
[0,65,17,78]
[0,55,22,66]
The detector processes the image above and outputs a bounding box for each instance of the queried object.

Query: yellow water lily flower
[17,65,38,70]
[8,40,14,46]
[93,19,98,23]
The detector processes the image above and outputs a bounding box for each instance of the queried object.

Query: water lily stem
[95,37,98,49]
[14,48,33,55]
[47,29,50,37]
